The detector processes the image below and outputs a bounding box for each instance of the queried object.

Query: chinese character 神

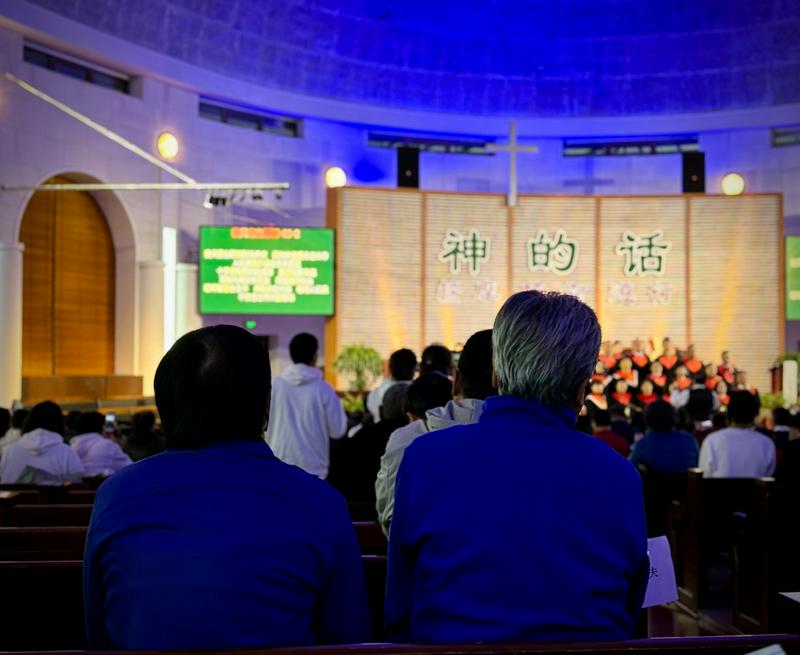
[528,229,579,275]
[609,282,637,305]
[435,279,462,305]
[616,230,672,276]
[647,283,673,305]
[439,228,490,275]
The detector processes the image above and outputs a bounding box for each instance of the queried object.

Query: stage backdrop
[325,188,783,392]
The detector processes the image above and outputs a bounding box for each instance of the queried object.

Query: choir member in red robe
[598,341,617,371]
[634,379,659,409]
[657,340,681,381]
[629,338,651,376]
[718,350,736,385]
[613,357,639,389]
[647,361,668,396]
[593,361,613,388]
[585,378,610,418]
[609,379,633,417]
[682,344,704,382]
[715,380,730,410]
[704,364,722,391]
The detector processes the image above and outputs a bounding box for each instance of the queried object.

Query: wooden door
[20,176,115,376]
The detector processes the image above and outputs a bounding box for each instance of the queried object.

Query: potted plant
[333,344,383,392]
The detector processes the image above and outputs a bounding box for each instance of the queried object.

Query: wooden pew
[349,500,378,521]
[0,526,87,560]
[640,470,688,538]
[0,485,96,504]
[3,503,94,527]
[0,560,85,650]
[354,521,388,554]
[669,470,775,616]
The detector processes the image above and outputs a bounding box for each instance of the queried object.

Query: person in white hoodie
[70,411,133,477]
[0,401,84,485]
[0,408,29,458]
[265,333,347,479]
[376,329,495,535]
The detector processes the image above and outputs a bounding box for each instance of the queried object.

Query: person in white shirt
[266,333,347,479]
[375,330,495,535]
[0,401,84,485]
[0,408,29,458]
[699,390,775,478]
[366,348,417,423]
[70,411,133,477]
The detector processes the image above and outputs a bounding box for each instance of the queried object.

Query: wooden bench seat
[2,503,94,527]
[0,527,87,560]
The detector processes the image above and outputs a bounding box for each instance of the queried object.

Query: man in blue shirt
[386,290,649,642]
[630,400,699,472]
[84,325,370,650]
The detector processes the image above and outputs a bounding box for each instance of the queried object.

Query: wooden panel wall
[20,178,115,377]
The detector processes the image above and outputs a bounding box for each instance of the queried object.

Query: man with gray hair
[386,290,648,643]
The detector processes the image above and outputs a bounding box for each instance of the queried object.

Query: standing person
[698,391,775,478]
[83,325,369,650]
[376,330,494,536]
[366,348,417,423]
[419,344,453,377]
[386,291,648,642]
[266,333,347,479]
[70,412,133,477]
[682,345,704,382]
[718,351,736,385]
[0,401,84,485]
[0,408,29,457]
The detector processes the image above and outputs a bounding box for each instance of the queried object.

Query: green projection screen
[199,226,334,315]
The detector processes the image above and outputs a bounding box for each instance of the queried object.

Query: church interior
[0,0,799,652]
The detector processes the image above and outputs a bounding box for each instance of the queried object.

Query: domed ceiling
[28,0,800,117]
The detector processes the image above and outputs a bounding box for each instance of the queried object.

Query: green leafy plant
[759,392,786,410]
[340,392,365,416]
[333,344,383,392]
[774,352,800,367]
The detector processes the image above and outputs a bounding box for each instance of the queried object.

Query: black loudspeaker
[682,152,705,193]
[397,147,420,188]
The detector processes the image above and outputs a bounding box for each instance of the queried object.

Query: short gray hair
[493,290,601,407]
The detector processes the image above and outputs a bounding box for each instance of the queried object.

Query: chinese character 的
[439,228,490,275]
[616,230,672,276]
[528,229,579,275]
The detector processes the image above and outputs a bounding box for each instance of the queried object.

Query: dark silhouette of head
[381,381,411,422]
[456,329,495,400]
[420,344,453,376]
[773,407,791,427]
[132,411,157,437]
[0,408,9,436]
[591,409,612,430]
[389,348,417,381]
[75,411,105,436]
[154,325,271,449]
[22,401,65,436]
[646,401,676,432]
[289,333,318,365]
[10,409,28,430]
[405,373,453,420]
[728,390,759,426]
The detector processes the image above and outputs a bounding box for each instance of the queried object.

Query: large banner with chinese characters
[326,188,782,391]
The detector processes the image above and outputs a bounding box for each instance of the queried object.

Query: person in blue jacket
[386,290,649,643]
[84,325,370,650]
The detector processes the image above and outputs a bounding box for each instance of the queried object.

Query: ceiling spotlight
[325,166,347,189]
[156,131,180,160]
[721,172,745,196]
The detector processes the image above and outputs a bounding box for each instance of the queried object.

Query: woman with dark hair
[0,401,84,485]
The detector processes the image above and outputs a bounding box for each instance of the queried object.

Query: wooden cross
[486,121,539,207]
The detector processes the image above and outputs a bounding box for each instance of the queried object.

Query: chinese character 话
[528,229,579,275]
[616,230,672,276]
[439,228,490,275]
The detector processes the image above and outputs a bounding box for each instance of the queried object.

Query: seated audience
[265,332,348,479]
[419,343,454,377]
[84,325,369,650]
[70,412,133,476]
[0,401,84,485]
[629,401,699,472]
[386,291,648,642]
[124,411,166,462]
[377,331,493,535]
[329,381,410,503]
[0,408,28,457]
[771,407,793,453]
[366,348,417,422]
[591,409,631,457]
[698,390,775,478]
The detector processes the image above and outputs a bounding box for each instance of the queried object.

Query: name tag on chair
[642,536,678,608]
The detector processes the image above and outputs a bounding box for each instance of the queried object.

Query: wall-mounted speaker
[682,152,705,193]
[397,147,419,188]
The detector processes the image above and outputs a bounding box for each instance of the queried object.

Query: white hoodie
[375,398,485,535]
[70,432,133,477]
[0,428,85,485]
[265,363,348,479]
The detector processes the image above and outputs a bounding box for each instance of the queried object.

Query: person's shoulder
[384,419,427,455]
[402,421,480,467]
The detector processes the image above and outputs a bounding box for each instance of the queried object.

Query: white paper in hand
[642,536,678,608]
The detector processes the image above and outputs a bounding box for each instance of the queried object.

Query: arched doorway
[19,175,115,376]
